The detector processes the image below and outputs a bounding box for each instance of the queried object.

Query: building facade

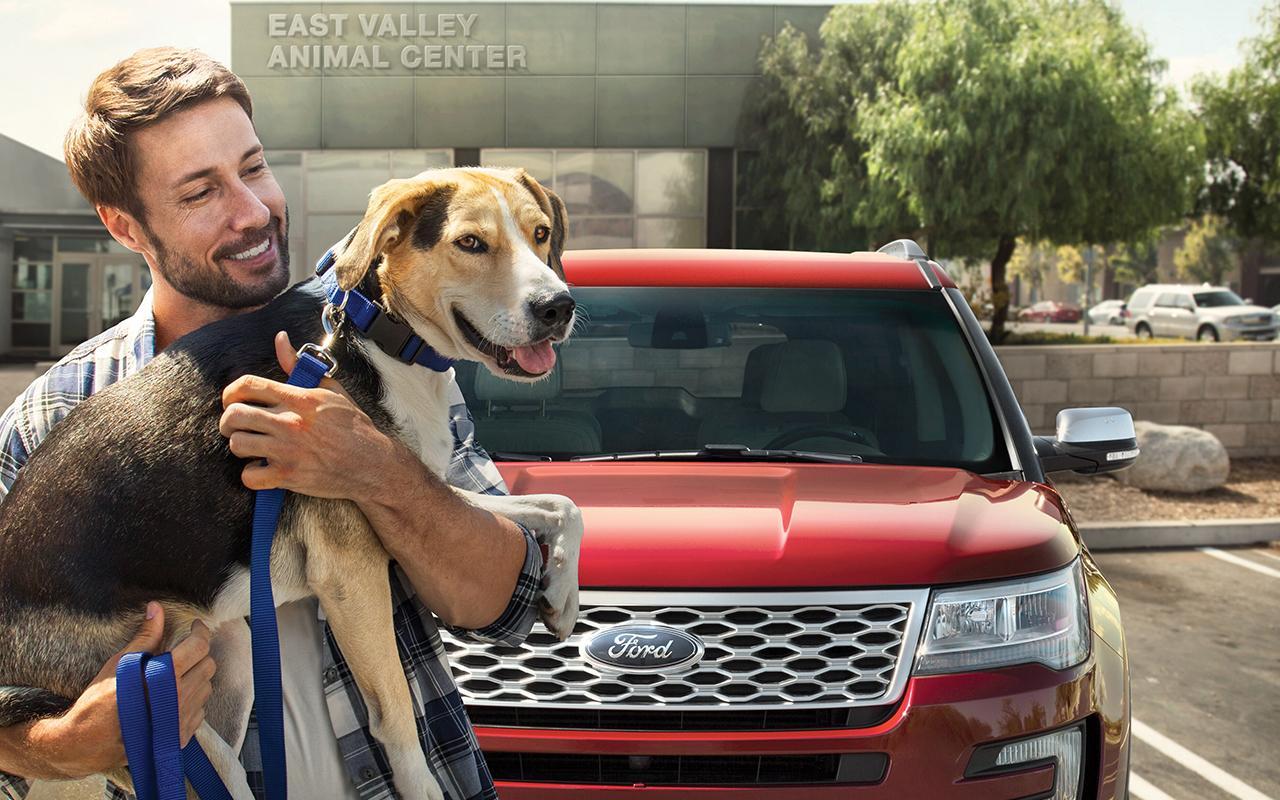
[0,2,832,357]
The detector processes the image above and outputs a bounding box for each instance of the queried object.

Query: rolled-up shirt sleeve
[442,374,545,645]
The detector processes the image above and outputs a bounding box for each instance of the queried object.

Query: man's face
[129,96,290,309]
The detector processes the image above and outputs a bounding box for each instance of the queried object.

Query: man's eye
[184,188,213,203]
[245,163,267,176]
[455,235,487,253]
[534,225,550,244]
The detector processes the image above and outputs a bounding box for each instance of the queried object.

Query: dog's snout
[531,292,576,329]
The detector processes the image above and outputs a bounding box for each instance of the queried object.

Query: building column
[0,230,13,355]
[706,148,734,249]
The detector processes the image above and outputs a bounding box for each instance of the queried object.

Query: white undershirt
[276,598,362,800]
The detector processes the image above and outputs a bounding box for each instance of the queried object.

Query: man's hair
[64,47,253,221]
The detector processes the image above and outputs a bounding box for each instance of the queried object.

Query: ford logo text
[582,625,704,673]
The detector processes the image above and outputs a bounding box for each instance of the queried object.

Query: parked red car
[1018,301,1084,323]
[448,243,1134,799]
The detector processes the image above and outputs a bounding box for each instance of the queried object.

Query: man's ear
[97,205,149,256]
[331,175,456,291]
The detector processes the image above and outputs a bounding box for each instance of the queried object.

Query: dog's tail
[0,686,74,727]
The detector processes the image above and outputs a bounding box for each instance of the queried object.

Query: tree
[1175,216,1239,285]
[1193,3,1280,242]
[752,0,1203,340]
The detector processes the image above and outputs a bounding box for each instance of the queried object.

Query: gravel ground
[1053,457,1280,522]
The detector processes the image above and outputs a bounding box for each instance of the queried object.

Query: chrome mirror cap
[1056,407,1136,445]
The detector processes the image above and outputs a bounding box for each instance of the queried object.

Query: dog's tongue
[511,341,556,374]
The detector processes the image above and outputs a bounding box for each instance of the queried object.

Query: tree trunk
[989,235,1017,343]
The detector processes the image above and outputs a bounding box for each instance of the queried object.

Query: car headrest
[742,342,784,406]
[474,362,562,403]
[760,340,846,413]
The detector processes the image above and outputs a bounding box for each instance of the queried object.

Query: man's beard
[147,213,292,310]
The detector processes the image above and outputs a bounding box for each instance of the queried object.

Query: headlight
[1224,315,1244,325]
[914,560,1089,675]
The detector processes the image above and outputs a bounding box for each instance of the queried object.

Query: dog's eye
[534,225,551,244]
[455,235,487,254]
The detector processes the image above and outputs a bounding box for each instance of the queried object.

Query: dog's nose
[531,292,576,328]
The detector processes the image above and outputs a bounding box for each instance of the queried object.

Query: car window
[1128,290,1155,311]
[1192,290,1245,307]
[458,288,1011,473]
[1155,292,1186,308]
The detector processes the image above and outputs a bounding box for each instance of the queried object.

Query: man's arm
[220,332,535,629]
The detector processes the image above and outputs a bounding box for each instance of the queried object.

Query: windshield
[458,288,1011,472]
[1193,290,1245,307]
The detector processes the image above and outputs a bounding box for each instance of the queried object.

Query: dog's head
[331,167,573,380]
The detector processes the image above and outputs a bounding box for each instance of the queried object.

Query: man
[0,47,541,800]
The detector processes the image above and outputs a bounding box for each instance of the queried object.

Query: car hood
[1200,304,1273,318]
[497,462,1079,589]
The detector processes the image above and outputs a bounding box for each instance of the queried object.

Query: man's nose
[228,177,272,231]
[530,292,576,330]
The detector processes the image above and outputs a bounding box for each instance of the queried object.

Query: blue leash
[116,349,334,800]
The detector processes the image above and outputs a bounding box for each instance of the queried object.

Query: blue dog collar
[315,248,454,373]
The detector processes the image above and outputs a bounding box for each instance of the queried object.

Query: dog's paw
[536,500,582,641]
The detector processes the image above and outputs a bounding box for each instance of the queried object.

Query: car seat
[472,364,603,456]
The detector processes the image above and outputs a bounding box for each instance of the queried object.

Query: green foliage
[1175,215,1239,285]
[750,0,1203,339]
[1193,3,1280,241]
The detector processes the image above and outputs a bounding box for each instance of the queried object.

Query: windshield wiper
[572,444,861,464]
[490,451,553,462]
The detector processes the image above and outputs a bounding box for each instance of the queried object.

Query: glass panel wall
[480,149,707,249]
[12,235,53,349]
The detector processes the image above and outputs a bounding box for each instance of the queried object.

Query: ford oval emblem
[582,625,705,673]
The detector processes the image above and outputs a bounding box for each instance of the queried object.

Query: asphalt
[1094,546,1280,799]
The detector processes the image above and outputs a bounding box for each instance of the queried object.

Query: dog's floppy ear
[331,175,455,291]
[516,170,569,280]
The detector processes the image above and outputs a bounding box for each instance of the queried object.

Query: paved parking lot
[1094,546,1280,800]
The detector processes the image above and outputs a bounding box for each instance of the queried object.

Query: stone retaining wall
[994,343,1280,457]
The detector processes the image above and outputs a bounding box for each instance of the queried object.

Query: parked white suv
[1123,284,1278,341]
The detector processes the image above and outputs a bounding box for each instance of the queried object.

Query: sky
[0,0,1268,161]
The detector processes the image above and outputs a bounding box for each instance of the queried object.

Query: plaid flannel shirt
[0,275,541,800]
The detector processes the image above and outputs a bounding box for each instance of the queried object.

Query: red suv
[448,242,1134,799]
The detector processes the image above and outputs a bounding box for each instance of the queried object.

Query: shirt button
[323,667,338,682]
[359,767,376,781]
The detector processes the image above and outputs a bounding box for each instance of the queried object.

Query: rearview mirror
[1034,407,1139,475]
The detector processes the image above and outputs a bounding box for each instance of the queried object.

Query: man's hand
[2,603,215,781]
[219,332,394,498]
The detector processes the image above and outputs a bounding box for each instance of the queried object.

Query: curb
[1080,518,1280,550]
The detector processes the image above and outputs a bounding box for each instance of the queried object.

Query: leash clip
[297,342,338,378]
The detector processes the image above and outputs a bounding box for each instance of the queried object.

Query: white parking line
[1132,719,1275,800]
[1130,772,1178,800]
[1252,549,1280,564]
[1199,547,1280,580]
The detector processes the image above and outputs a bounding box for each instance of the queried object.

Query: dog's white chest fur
[364,343,456,477]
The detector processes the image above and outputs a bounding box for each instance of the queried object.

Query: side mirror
[1034,407,1139,475]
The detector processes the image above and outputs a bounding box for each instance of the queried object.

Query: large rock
[1115,421,1230,493]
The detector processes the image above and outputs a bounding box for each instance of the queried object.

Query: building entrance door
[51,253,151,355]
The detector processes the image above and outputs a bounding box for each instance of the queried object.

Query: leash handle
[116,651,233,800]
[250,349,335,800]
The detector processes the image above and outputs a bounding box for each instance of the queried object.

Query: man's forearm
[355,438,527,629]
[0,718,69,783]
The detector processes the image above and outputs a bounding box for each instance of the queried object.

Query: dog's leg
[192,721,255,800]
[301,505,443,800]
[457,490,583,640]
[206,618,253,754]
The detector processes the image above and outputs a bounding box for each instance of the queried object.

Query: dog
[0,167,584,800]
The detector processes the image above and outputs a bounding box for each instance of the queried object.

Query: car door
[1172,293,1198,338]
[1150,293,1176,336]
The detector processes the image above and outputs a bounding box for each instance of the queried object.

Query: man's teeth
[228,239,270,261]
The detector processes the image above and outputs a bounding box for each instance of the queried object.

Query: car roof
[560,248,956,290]
[1133,284,1230,292]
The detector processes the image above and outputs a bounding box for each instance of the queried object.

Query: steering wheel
[764,426,870,450]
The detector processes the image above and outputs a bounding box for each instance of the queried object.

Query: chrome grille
[442,590,928,710]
